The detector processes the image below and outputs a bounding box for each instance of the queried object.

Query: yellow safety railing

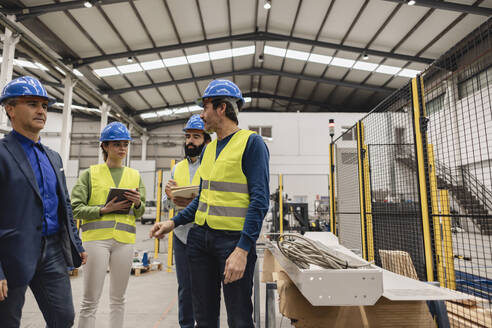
[428,144,445,286]
[440,189,456,289]
[154,169,163,261]
[279,173,283,240]
[412,76,434,282]
[356,122,367,260]
[329,143,337,235]
[167,160,176,272]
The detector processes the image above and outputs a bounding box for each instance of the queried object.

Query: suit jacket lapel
[4,132,42,200]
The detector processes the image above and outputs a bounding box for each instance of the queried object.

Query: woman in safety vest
[71,122,146,328]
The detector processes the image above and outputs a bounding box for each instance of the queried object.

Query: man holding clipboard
[163,114,210,328]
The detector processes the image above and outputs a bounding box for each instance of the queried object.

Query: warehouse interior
[0,0,491,327]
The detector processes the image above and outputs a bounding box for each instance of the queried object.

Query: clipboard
[170,185,199,199]
[105,188,133,214]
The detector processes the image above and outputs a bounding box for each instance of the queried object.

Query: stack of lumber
[446,298,491,328]
[379,249,419,280]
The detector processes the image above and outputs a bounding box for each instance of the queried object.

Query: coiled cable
[267,233,372,270]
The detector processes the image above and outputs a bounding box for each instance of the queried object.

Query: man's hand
[124,189,141,208]
[149,220,175,239]
[0,279,7,302]
[100,197,131,215]
[173,196,194,208]
[165,179,178,200]
[223,247,248,284]
[79,252,88,265]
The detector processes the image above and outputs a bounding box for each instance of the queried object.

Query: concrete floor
[19,222,289,327]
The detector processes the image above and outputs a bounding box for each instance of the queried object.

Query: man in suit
[0,76,87,327]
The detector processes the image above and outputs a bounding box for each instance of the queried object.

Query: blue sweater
[172,131,270,252]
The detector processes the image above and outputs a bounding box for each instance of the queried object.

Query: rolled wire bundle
[269,233,371,270]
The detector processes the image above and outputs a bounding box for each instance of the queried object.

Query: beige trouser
[78,239,134,328]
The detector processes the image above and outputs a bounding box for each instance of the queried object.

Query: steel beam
[132,92,364,117]
[67,31,434,67]
[2,0,131,20]
[382,0,492,16]
[98,103,109,164]
[0,15,19,131]
[60,76,76,168]
[0,11,146,134]
[105,68,395,96]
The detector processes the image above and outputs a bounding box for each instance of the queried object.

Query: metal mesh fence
[332,18,491,328]
[422,19,492,327]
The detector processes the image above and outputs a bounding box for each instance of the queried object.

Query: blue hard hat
[196,79,244,108]
[0,76,56,105]
[183,114,205,132]
[99,122,132,142]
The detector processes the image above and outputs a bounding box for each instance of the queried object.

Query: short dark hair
[212,98,239,125]
[2,97,17,121]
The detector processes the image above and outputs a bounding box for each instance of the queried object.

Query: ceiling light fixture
[362,52,369,60]
[407,0,416,5]
[83,1,93,8]
[258,54,264,63]
[264,0,272,10]
[127,57,134,63]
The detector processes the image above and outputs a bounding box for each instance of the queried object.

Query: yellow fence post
[356,122,374,261]
[440,189,456,289]
[154,169,163,261]
[167,160,176,272]
[329,143,337,235]
[411,76,434,282]
[363,142,374,262]
[279,173,283,239]
[428,145,445,286]
[356,122,367,260]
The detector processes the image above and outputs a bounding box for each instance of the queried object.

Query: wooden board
[379,249,419,280]
[275,271,435,328]
[446,302,492,327]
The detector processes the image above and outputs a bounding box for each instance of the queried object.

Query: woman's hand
[100,197,131,215]
[124,189,142,208]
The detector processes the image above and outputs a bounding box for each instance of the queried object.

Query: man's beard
[184,142,205,157]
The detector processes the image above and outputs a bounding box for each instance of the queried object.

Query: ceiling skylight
[330,57,355,68]
[285,49,310,61]
[308,53,333,65]
[187,53,211,64]
[398,68,420,78]
[375,65,401,75]
[117,63,143,74]
[352,61,378,72]
[163,56,188,67]
[264,45,287,57]
[94,45,256,78]
[141,59,165,70]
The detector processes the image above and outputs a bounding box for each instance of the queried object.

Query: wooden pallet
[132,262,163,276]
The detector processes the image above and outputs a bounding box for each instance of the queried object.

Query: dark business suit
[0,131,84,327]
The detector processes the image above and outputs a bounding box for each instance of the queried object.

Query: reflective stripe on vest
[201,180,249,194]
[81,163,140,244]
[195,130,254,231]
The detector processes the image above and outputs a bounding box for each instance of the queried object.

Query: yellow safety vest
[195,130,254,230]
[81,163,140,244]
[174,158,200,187]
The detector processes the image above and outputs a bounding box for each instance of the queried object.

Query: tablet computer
[105,188,133,214]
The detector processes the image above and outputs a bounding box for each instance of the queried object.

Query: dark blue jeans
[174,234,194,328]
[187,224,257,328]
[0,233,75,328]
